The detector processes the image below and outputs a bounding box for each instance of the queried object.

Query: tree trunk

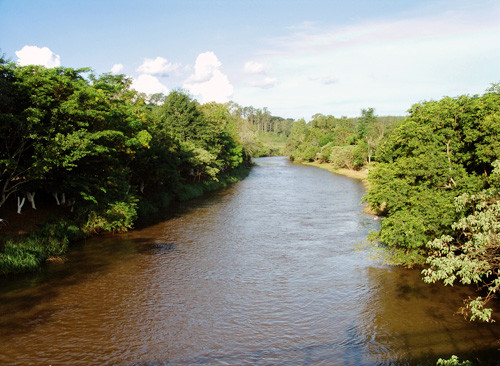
[27,192,36,209]
[17,196,26,214]
[53,192,61,205]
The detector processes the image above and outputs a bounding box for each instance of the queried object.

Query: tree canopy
[0,59,250,235]
[362,85,500,321]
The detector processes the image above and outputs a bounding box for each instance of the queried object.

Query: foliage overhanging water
[1,157,499,365]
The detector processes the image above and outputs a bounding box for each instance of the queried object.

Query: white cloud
[235,4,500,119]
[244,61,277,89]
[111,63,124,74]
[184,52,233,103]
[244,61,267,74]
[249,77,278,89]
[15,45,61,67]
[185,52,221,83]
[137,56,181,76]
[131,74,169,95]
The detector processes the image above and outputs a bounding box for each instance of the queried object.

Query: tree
[160,90,205,142]
[364,85,500,266]
[422,161,500,322]
[0,63,91,208]
[356,108,376,140]
[365,120,386,163]
[285,119,308,159]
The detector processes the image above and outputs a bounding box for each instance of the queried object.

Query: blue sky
[1,0,499,119]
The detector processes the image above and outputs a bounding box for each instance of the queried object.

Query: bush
[318,142,334,162]
[328,145,357,169]
[83,197,138,234]
[38,220,85,242]
[352,141,368,168]
[436,355,471,366]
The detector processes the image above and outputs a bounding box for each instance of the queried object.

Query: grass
[0,220,84,275]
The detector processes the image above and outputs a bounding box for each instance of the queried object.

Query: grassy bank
[0,166,250,276]
[0,219,85,275]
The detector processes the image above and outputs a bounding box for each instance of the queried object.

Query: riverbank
[301,161,370,186]
[0,165,251,276]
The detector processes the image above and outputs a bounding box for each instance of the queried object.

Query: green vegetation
[0,56,269,274]
[284,111,403,169]
[436,355,472,366]
[361,85,500,321]
[1,220,84,273]
[227,103,293,157]
[283,84,499,322]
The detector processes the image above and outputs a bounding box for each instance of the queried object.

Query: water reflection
[360,266,500,364]
[0,157,499,365]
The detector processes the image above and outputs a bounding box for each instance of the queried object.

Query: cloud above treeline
[14,0,498,120]
[13,45,235,104]
[117,51,234,103]
[243,60,278,89]
[131,74,169,95]
[111,63,124,74]
[126,51,234,103]
[15,45,61,67]
[183,52,234,103]
[137,57,181,76]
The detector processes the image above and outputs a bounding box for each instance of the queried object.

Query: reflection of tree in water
[359,266,500,365]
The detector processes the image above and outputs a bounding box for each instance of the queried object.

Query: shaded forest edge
[0,57,292,275]
[284,85,500,323]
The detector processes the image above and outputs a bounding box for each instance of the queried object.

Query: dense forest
[0,57,287,274]
[284,86,500,322]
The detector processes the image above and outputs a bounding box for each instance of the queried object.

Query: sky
[1,0,499,120]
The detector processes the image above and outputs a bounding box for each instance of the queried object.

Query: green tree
[285,119,308,159]
[160,90,206,142]
[356,108,376,140]
[364,85,500,266]
[422,161,500,322]
[0,63,92,207]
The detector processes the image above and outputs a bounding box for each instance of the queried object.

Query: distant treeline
[284,108,404,168]
[227,103,293,157]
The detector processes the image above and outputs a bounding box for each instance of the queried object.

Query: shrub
[83,197,138,234]
[318,142,334,162]
[329,145,357,169]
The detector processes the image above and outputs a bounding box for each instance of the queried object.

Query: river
[1,156,499,365]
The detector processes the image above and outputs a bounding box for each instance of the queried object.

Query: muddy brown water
[1,156,499,365]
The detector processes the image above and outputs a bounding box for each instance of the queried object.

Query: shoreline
[299,161,370,187]
[0,166,251,276]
